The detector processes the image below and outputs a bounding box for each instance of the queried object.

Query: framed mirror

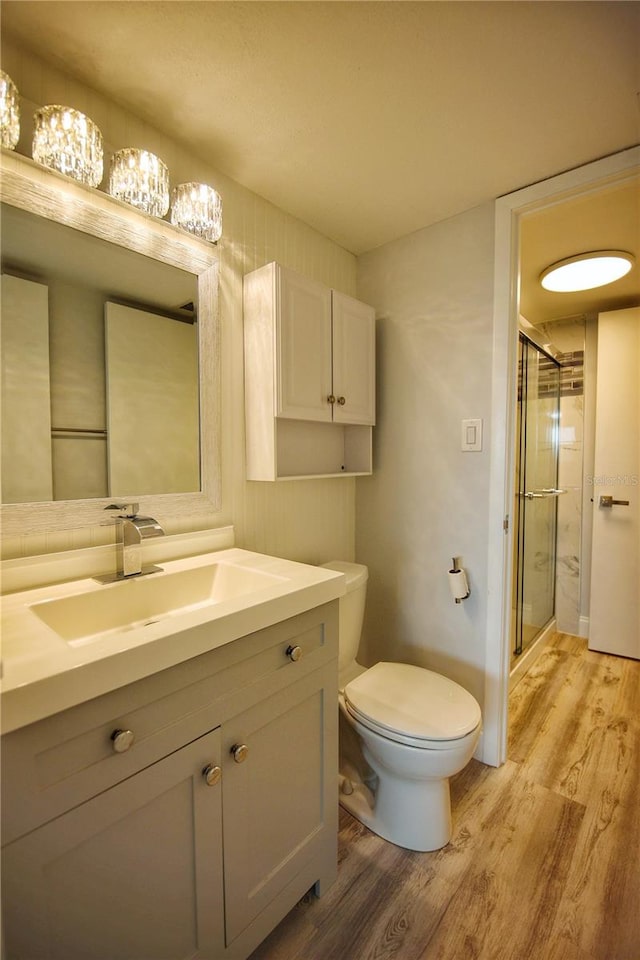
[0,150,220,537]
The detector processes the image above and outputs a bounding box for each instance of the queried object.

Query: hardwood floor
[249,634,640,960]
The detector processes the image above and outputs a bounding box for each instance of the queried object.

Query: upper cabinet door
[277,266,333,421]
[331,291,376,425]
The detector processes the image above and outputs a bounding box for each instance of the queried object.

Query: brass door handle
[599,495,630,508]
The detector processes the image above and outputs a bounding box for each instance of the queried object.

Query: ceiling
[1,1,639,320]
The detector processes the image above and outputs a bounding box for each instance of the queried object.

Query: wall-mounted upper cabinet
[277,268,375,425]
[244,262,375,480]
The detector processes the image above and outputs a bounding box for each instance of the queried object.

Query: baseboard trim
[578,616,590,639]
[473,728,485,765]
[509,618,556,692]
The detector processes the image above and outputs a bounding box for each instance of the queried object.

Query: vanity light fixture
[540,250,635,293]
[108,148,170,218]
[0,70,20,150]
[170,182,222,242]
[32,105,103,187]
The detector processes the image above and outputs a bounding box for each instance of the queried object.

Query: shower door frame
[512,332,561,661]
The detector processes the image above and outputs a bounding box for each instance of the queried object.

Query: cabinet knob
[202,763,222,786]
[327,395,336,404]
[231,743,249,763]
[111,729,135,753]
[337,396,346,405]
[286,644,302,662]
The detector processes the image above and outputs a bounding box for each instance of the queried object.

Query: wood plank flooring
[249,634,640,960]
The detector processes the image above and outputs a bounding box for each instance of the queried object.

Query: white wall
[1,39,357,565]
[355,204,495,707]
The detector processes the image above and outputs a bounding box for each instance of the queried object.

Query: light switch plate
[461,418,482,452]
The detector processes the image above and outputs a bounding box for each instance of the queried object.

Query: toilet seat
[344,661,481,749]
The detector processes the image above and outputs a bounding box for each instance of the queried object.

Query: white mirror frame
[0,149,221,537]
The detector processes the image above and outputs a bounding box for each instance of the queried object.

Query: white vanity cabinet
[1,603,338,960]
[244,262,375,480]
[2,728,225,959]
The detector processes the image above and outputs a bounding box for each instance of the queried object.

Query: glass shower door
[513,334,561,658]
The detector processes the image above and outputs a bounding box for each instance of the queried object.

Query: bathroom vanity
[1,150,343,957]
[1,545,343,960]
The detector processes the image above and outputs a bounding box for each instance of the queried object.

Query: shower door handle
[522,489,565,500]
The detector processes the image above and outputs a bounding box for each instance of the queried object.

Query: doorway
[482,145,640,768]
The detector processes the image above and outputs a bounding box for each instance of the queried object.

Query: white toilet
[323,560,482,852]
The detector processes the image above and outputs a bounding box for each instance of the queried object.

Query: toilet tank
[321,561,368,673]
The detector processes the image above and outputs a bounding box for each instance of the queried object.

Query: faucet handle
[105,502,139,518]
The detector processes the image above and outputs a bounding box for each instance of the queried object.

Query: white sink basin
[29,562,285,646]
[1,543,346,735]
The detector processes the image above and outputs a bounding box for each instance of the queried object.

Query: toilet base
[339,772,452,852]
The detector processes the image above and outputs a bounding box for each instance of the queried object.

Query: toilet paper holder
[449,557,471,603]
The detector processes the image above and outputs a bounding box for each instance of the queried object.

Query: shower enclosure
[512,333,561,661]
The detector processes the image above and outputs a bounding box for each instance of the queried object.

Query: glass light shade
[540,251,634,292]
[170,182,222,242]
[0,70,20,150]
[32,105,103,187]
[108,148,170,218]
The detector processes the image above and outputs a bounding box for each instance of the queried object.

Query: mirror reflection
[1,204,200,504]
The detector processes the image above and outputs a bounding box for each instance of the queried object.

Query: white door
[589,307,640,659]
[331,291,376,425]
[276,265,333,422]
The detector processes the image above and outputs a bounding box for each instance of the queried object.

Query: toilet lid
[344,662,481,742]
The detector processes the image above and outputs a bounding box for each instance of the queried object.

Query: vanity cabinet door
[2,728,224,960]
[222,662,338,949]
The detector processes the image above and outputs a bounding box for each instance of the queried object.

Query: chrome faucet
[96,503,165,582]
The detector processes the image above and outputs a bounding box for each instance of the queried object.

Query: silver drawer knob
[327,394,336,404]
[286,644,302,662]
[111,729,135,753]
[337,396,346,405]
[231,743,249,763]
[202,763,222,786]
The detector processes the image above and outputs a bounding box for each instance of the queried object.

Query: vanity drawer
[1,601,338,844]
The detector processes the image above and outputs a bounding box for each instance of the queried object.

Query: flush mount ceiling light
[540,250,635,293]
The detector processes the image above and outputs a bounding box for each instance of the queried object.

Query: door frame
[482,144,640,767]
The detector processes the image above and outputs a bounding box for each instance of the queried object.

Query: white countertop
[1,546,345,734]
